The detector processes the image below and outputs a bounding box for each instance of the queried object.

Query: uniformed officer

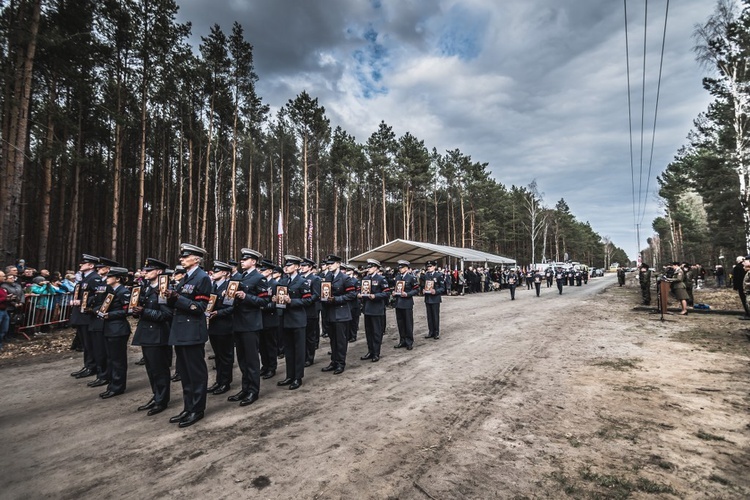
[345,264,362,343]
[393,260,419,350]
[69,254,101,380]
[555,267,565,295]
[206,261,234,395]
[568,268,576,287]
[507,268,518,300]
[228,259,242,281]
[228,248,269,407]
[258,259,279,379]
[617,266,626,286]
[545,267,554,288]
[274,255,313,390]
[272,265,285,360]
[667,262,689,315]
[639,263,652,305]
[85,256,120,389]
[165,243,212,428]
[321,255,356,374]
[359,259,390,362]
[98,266,132,399]
[319,262,330,339]
[300,258,321,367]
[131,257,173,416]
[421,260,445,339]
[533,269,543,297]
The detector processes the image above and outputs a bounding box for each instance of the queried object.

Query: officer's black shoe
[393,343,406,349]
[406,345,413,351]
[434,335,440,340]
[178,411,204,428]
[321,364,336,372]
[135,357,146,366]
[212,384,231,395]
[371,356,380,362]
[289,379,302,390]
[348,337,356,343]
[277,353,285,359]
[207,382,220,392]
[424,334,434,339]
[137,398,156,411]
[169,410,189,423]
[277,378,293,386]
[239,393,258,406]
[208,354,215,360]
[74,368,95,379]
[333,367,345,375]
[360,352,373,360]
[147,404,166,416]
[304,360,313,367]
[227,391,248,402]
[99,390,124,399]
[87,378,109,388]
[70,367,87,377]
[171,372,181,382]
[261,370,276,380]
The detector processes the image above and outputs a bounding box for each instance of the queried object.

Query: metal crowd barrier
[16,292,74,337]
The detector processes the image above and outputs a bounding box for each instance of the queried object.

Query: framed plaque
[224,281,240,305]
[395,280,405,295]
[424,280,434,293]
[128,287,141,312]
[321,282,332,301]
[206,294,218,313]
[158,274,169,303]
[361,279,371,295]
[80,291,89,313]
[97,293,114,318]
[276,285,288,309]
[73,283,80,300]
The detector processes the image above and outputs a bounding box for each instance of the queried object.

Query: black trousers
[348,308,361,340]
[557,281,564,294]
[535,282,541,296]
[142,345,171,405]
[328,321,349,368]
[641,285,651,305]
[395,308,414,347]
[175,344,208,413]
[90,329,108,379]
[283,327,306,380]
[364,314,385,357]
[305,315,320,364]
[234,330,260,395]
[546,278,553,288]
[104,335,129,394]
[208,334,234,385]
[259,327,278,372]
[79,325,95,370]
[740,289,750,316]
[425,303,440,337]
[509,284,516,300]
[276,324,285,357]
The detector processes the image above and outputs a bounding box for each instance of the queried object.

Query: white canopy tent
[348,239,516,271]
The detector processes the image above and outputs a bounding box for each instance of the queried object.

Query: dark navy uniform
[421,262,445,339]
[321,255,356,373]
[207,267,235,393]
[507,270,518,300]
[555,269,565,294]
[276,259,313,388]
[360,259,390,360]
[534,271,543,297]
[229,249,269,405]
[347,269,362,342]
[301,260,321,366]
[100,269,131,397]
[260,267,280,378]
[132,265,173,413]
[393,261,419,349]
[166,244,212,426]
[68,254,101,379]
[86,272,110,384]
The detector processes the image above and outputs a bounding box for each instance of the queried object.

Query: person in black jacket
[228,248,269,407]
[98,267,132,399]
[131,258,173,415]
[165,243,212,428]
[359,258,390,361]
[274,255,313,390]
[321,254,356,374]
[393,260,419,350]
[732,256,750,319]
[300,258,321,367]
[85,256,120,389]
[258,259,280,379]
[69,254,101,380]
[421,260,445,339]
[206,261,235,395]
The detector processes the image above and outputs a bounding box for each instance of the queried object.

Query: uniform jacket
[69,271,99,327]
[361,273,391,316]
[301,272,321,319]
[420,271,445,304]
[103,284,132,337]
[349,276,362,313]
[261,277,280,330]
[277,273,313,329]
[168,267,212,346]
[231,268,269,333]
[87,275,108,332]
[132,283,173,346]
[321,270,356,322]
[208,279,234,336]
[393,272,419,310]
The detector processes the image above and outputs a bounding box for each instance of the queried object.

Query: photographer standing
[733,256,750,320]
[667,262,689,316]
[639,264,651,306]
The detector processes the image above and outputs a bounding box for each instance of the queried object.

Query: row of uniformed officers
[68,243,446,428]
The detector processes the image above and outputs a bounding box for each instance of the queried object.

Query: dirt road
[2,274,749,499]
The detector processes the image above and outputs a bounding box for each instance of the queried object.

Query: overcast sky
[176,0,717,260]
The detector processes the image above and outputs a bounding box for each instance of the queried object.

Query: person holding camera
[666,262,689,315]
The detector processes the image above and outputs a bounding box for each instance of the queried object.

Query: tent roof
[348,239,516,266]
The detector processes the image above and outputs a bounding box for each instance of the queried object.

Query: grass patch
[548,470,584,497]
[696,430,726,441]
[616,384,660,393]
[579,466,677,497]
[593,357,642,371]
[647,454,676,471]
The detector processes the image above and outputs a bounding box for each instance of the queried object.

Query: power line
[624,0,638,236]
